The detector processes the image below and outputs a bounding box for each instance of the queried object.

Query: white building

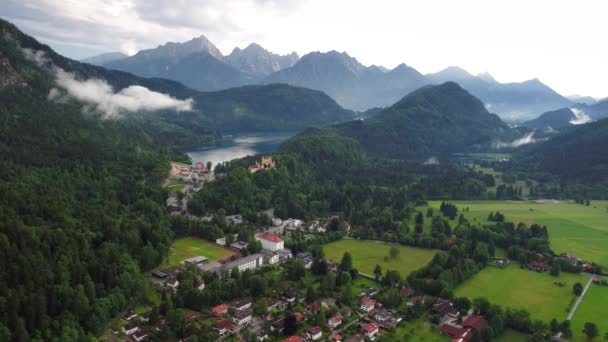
[261,250,280,265]
[219,254,264,276]
[255,232,284,251]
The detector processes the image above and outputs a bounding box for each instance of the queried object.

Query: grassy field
[160,237,235,268]
[428,200,608,266]
[382,317,447,341]
[570,284,608,341]
[470,165,533,197]
[454,263,588,322]
[323,239,436,278]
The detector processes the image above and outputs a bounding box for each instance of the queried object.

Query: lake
[186,131,298,167]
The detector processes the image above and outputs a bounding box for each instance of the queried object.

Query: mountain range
[521,99,608,131]
[90,36,574,121]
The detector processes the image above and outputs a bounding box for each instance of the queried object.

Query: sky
[2,0,607,99]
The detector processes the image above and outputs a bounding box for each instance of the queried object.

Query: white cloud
[494,132,546,149]
[21,47,193,117]
[53,68,193,117]
[3,0,608,98]
[569,108,592,125]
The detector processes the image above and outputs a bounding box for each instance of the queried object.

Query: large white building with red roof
[256,232,284,251]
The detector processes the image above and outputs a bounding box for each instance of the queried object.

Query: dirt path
[566,276,593,320]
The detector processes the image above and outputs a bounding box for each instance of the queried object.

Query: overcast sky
[2,0,607,98]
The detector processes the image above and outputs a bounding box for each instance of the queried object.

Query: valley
[1,8,608,342]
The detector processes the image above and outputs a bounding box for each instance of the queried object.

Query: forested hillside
[332,82,520,160]
[0,19,177,340]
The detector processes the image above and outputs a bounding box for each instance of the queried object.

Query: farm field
[454,263,588,322]
[161,237,235,268]
[323,239,436,278]
[427,200,608,265]
[570,284,608,341]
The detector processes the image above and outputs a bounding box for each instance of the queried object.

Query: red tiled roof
[440,323,467,338]
[284,336,303,342]
[329,314,343,324]
[361,297,376,307]
[332,334,342,341]
[212,304,229,316]
[214,319,234,330]
[184,310,198,319]
[256,232,283,243]
[294,312,305,322]
[462,315,488,331]
[362,322,379,333]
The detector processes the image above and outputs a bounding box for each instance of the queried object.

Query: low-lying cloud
[569,107,592,125]
[22,47,193,117]
[494,132,542,149]
[53,68,193,117]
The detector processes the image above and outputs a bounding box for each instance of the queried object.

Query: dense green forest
[331,82,521,160]
[0,20,181,341]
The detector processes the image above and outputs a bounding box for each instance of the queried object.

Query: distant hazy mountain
[263,51,427,110]
[577,99,608,120]
[330,82,519,159]
[567,95,597,105]
[521,108,576,130]
[226,43,298,76]
[426,67,572,121]
[263,55,572,120]
[105,36,254,91]
[104,36,301,91]
[81,52,127,66]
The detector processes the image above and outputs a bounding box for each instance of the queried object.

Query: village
[104,156,608,342]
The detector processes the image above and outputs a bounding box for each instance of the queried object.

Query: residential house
[232,298,253,311]
[328,314,343,329]
[123,310,138,321]
[139,312,151,323]
[360,288,377,298]
[307,326,323,341]
[407,296,425,307]
[233,308,253,325]
[331,334,342,342]
[122,322,139,335]
[360,297,376,312]
[283,336,303,342]
[215,237,227,246]
[151,270,167,279]
[295,252,313,269]
[399,287,414,298]
[212,304,229,317]
[362,322,380,340]
[132,329,149,342]
[255,232,284,251]
[165,277,179,291]
[440,323,469,341]
[321,297,336,309]
[307,303,322,314]
[214,319,235,336]
[431,298,454,318]
[344,334,365,342]
[271,318,285,334]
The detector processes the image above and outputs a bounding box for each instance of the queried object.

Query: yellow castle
[249,156,276,173]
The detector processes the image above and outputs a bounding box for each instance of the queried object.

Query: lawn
[323,239,436,278]
[428,200,608,266]
[160,237,235,268]
[570,284,608,341]
[382,317,447,341]
[454,263,588,322]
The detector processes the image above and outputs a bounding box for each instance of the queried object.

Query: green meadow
[570,284,608,341]
[323,239,436,278]
[428,200,608,265]
[161,237,235,268]
[454,263,588,322]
